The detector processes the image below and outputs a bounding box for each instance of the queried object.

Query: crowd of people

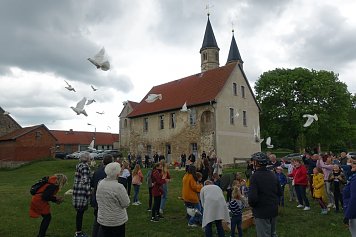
[29,149,356,237]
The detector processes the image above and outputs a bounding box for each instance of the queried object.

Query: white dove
[86,99,96,105]
[235,112,240,118]
[145,94,162,103]
[3,111,10,115]
[96,111,104,115]
[266,137,274,149]
[88,139,95,151]
[70,97,88,116]
[107,126,111,130]
[88,48,110,71]
[64,80,76,92]
[254,126,264,143]
[91,85,98,91]
[180,102,191,112]
[303,114,318,127]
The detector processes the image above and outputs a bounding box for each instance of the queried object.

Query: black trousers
[76,208,86,231]
[152,196,161,218]
[148,187,153,209]
[334,190,343,211]
[38,214,51,237]
[99,223,125,237]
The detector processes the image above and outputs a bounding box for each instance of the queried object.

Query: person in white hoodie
[200,180,230,237]
[96,162,130,236]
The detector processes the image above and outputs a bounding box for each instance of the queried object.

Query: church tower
[226,30,243,68]
[200,14,219,72]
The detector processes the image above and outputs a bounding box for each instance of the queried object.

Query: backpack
[30,176,49,195]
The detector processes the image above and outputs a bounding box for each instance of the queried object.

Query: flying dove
[96,111,104,115]
[303,114,318,127]
[64,80,76,92]
[254,125,264,143]
[88,139,95,150]
[266,137,274,149]
[86,99,96,105]
[88,48,110,71]
[91,85,98,91]
[180,102,191,112]
[145,94,162,103]
[70,97,88,116]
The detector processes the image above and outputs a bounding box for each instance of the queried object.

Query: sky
[1,0,355,133]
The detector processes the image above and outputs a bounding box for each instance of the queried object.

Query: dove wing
[76,97,87,110]
[182,102,187,110]
[266,137,271,146]
[313,114,318,121]
[101,61,110,71]
[303,117,314,127]
[64,80,70,86]
[94,48,105,63]
[88,140,95,150]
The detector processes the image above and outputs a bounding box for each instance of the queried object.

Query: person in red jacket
[150,163,166,222]
[289,159,310,210]
[30,174,67,237]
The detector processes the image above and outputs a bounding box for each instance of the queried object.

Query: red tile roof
[128,101,139,109]
[128,63,237,118]
[50,130,119,145]
[0,124,56,141]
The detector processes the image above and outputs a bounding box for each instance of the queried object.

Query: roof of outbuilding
[127,63,237,118]
[0,124,56,141]
[50,130,119,145]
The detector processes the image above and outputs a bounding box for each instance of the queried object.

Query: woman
[131,164,144,205]
[317,154,335,208]
[182,165,203,227]
[72,152,91,237]
[118,161,131,194]
[289,158,310,210]
[343,158,356,236]
[159,160,171,215]
[97,162,130,237]
[30,174,67,237]
[151,162,166,222]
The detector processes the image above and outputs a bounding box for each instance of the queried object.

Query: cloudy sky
[1,0,355,133]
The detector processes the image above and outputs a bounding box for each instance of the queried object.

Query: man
[220,172,241,202]
[188,153,196,164]
[153,152,159,164]
[248,152,282,237]
[340,150,348,166]
[268,154,281,171]
[90,155,113,237]
[302,152,318,197]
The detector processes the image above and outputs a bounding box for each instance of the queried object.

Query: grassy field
[0,159,351,237]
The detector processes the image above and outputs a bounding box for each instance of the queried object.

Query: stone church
[119,16,261,164]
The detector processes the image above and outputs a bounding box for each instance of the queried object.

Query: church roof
[200,16,219,52]
[127,63,237,118]
[226,33,243,64]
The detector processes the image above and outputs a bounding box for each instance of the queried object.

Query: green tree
[255,68,352,152]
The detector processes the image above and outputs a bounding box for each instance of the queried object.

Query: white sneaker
[188,223,198,227]
[327,203,333,208]
[137,201,142,205]
[132,202,139,206]
[297,205,304,208]
[303,206,311,211]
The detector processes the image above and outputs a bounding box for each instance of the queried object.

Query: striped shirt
[228,199,245,216]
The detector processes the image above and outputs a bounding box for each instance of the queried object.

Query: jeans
[38,214,51,237]
[99,223,125,237]
[279,186,285,206]
[294,185,310,207]
[255,217,277,237]
[231,215,242,237]
[185,202,202,225]
[287,178,296,200]
[133,184,140,203]
[204,220,225,237]
[325,181,334,204]
[160,184,168,211]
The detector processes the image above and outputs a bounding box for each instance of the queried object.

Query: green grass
[0,159,351,237]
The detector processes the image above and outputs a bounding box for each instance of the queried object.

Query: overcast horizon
[1,0,355,133]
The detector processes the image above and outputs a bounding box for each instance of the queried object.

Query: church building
[119,15,261,164]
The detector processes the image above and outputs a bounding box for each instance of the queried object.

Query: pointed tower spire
[200,15,220,72]
[226,29,243,66]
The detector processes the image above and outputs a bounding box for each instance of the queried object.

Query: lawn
[0,159,351,237]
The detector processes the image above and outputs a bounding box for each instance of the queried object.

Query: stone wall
[0,113,21,137]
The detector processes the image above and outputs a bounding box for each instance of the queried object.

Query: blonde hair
[54,174,67,190]
[160,160,168,176]
[122,160,129,169]
[132,164,141,176]
[232,186,242,200]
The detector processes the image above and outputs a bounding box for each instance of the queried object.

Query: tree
[255,68,352,152]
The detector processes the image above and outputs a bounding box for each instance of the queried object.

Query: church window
[159,115,165,129]
[243,111,247,126]
[203,52,207,61]
[233,83,237,96]
[170,113,176,128]
[241,86,245,98]
[124,119,128,128]
[189,109,196,126]
[191,143,198,158]
[143,118,148,132]
[229,108,234,125]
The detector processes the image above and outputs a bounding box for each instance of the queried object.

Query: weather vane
[205,0,214,16]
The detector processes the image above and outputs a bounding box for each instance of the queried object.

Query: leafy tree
[255,68,352,152]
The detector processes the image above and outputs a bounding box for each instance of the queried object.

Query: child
[228,187,245,237]
[312,167,328,214]
[328,164,346,212]
[275,166,287,207]
[212,173,221,188]
[132,164,144,205]
[118,161,131,194]
[160,160,171,215]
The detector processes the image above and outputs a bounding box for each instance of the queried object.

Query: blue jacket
[276,173,287,187]
[343,172,356,219]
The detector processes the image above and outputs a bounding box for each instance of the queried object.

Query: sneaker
[327,203,333,208]
[132,202,139,206]
[297,204,304,208]
[303,206,311,211]
[137,201,142,205]
[75,232,88,237]
[147,208,152,212]
[150,217,159,222]
[321,209,328,215]
[188,223,198,227]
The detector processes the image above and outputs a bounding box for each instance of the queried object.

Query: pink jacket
[317,159,333,181]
